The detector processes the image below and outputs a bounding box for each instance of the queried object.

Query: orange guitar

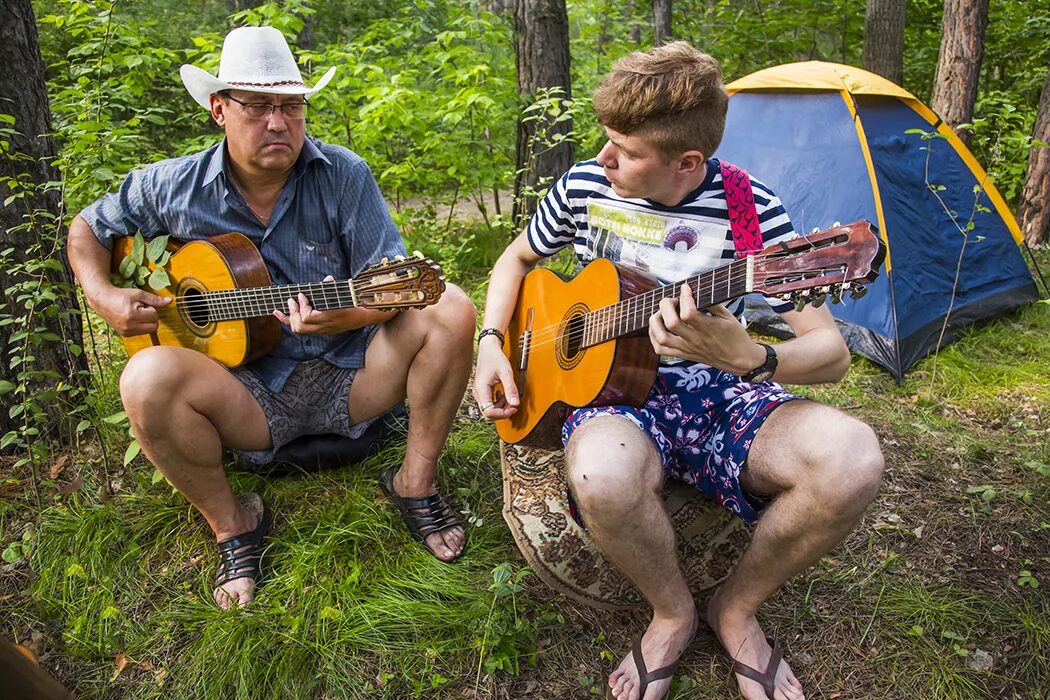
[495,221,885,448]
[111,232,445,367]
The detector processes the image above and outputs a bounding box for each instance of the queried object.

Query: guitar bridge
[517,307,534,372]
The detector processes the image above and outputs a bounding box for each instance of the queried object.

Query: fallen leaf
[912,526,925,539]
[992,544,1005,554]
[48,455,68,480]
[58,475,84,496]
[154,667,168,686]
[110,652,128,682]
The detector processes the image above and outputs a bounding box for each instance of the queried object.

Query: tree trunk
[225,0,262,14]
[512,0,573,227]
[0,0,86,440]
[930,0,989,145]
[653,0,673,45]
[863,0,906,85]
[1018,65,1050,246]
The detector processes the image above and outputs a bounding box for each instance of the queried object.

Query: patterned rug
[500,441,751,610]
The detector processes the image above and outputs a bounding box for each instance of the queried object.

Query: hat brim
[180,64,337,110]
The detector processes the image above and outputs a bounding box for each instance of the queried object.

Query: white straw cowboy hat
[180,26,336,109]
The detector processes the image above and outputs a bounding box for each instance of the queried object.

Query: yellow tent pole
[838,90,893,272]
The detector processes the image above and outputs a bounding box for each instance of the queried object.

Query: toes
[424,533,456,560]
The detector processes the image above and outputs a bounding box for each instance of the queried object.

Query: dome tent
[716,61,1040,381]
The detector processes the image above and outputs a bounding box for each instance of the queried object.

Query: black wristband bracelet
[478,327,505,347]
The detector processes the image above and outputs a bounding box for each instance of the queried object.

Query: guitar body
[111,233,279,367]
[494,221,886,447]
[496,258,660,449]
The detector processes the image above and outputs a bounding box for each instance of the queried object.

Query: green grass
[2,230,1049,698]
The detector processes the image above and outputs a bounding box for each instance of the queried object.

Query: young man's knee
[565,419,661,515]
[812,420,884,512]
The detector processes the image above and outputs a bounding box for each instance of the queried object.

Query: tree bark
[512,0,573,227]
[0,0,86,440]
[863,0,906,85]
[930,0,989,146]
[1018,65,1050,246]
[653,0,673,45]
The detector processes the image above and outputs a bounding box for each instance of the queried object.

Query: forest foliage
[28,0,1049,231]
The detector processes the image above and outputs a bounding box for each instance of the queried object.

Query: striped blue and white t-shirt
[525,157,797,318]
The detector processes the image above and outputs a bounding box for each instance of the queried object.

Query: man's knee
[431,283,476,340]
[119,347,194,415]
[565,417,661,518]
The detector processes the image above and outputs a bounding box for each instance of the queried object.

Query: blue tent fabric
[718,83,1038,380]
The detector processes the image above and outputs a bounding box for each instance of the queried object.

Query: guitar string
[171,280,360,322]
[517,264,848,353]
[169,260,435,319]
[520,263,751,351]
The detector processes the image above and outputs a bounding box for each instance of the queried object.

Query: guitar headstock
[354,253,446,310]
[751,221,886,310]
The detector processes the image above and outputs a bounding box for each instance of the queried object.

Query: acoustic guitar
[110,232,445,367]
[495,221,885,448]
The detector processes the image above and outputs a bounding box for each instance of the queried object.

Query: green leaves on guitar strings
[113,232,172,291]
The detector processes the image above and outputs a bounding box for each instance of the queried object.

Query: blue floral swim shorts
[561,364,803,524]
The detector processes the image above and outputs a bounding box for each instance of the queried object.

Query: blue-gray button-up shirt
[80,137,407,392]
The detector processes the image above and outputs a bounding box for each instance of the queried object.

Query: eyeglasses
[223,94,308,120]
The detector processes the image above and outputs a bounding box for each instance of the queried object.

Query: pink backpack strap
[719,160,763,257]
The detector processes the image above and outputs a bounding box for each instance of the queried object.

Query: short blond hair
[593,42,728,158]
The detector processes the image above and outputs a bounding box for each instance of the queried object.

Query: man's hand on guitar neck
[273,275,396,335]
[472,336,519,421]
[91,287,172,337]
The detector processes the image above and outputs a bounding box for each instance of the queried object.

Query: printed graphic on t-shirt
[585,200,730,284]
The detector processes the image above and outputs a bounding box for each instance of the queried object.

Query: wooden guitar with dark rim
[111,232,445,368]
[495,221,885,448]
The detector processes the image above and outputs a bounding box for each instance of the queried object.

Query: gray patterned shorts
[231,358,377,466]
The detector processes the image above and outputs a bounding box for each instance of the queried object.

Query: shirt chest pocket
[295,237,348,281]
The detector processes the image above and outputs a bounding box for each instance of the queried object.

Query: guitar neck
[200,279,359,322]
[583,257,752,347]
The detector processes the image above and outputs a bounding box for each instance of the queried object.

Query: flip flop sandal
[606,635,680,700]
[378,467,463,559]
[214,492,271,597]
[731,638,784,700]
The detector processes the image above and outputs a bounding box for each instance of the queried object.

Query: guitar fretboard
[581,257,752,347]
[178,279,358,322]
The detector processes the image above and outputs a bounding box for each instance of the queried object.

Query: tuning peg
[830,288,843,304]
[811,294,826,308]
[794,296,807,313]
[849,285,868,299]
[380,257,389,264]
[412,250,424,259]
[395,255,405,261]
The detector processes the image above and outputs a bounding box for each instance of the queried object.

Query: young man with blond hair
[473,42,883,700]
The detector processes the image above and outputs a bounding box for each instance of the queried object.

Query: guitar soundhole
[556,305,588,371]
[182,288,211,328]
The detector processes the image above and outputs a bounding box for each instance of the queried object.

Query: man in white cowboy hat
[67,26,475,609]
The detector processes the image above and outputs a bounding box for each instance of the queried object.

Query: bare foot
[707,592,805,700]
[213,494,265,610]
[608,608,697,700]
[392,469,465,561]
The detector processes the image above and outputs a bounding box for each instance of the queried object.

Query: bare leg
[119,346,273,609]
[706,401,884,700]
[566,416,697,700]
[346,284,476,560]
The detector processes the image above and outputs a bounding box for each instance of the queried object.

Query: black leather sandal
[378,468,463,558]
[214,492,271,594]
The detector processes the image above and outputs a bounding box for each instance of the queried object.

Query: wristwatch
[742,343,778,383]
